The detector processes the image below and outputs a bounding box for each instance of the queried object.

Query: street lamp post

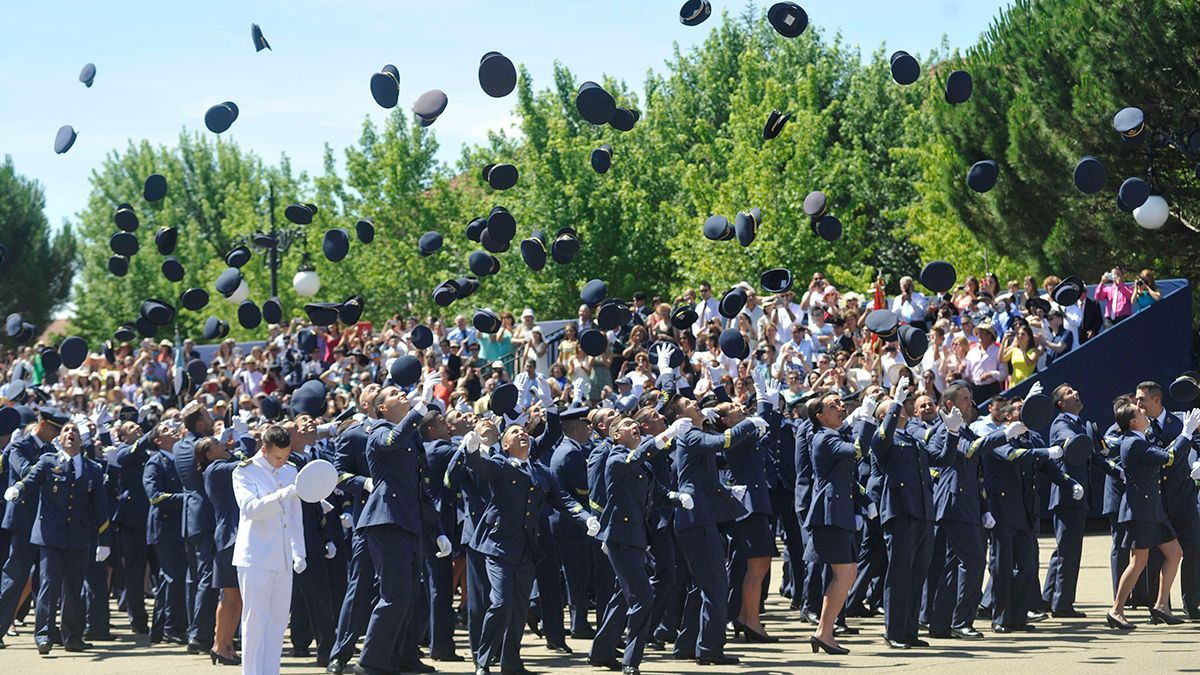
[236,183,318,299]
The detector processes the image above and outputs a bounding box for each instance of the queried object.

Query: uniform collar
[1131,429,1148,441]
[253,453,282,474]
[1155,409,1168,427]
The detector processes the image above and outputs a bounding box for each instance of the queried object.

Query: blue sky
[0,0,1011,228]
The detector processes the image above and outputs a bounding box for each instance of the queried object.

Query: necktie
[1151,419,1163,444]
[67,457,76,480]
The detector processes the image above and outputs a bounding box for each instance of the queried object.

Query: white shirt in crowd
[232,454,305,572]
[891,291,929,324]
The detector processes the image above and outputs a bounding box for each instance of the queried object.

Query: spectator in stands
[447,314,478,347]
[1001,324,1042,386]
[1039,308,1074,367]
[649,302,673,340]
[1094,267,1134,326]
[631,291,652,319]
[799,272,836,317]
[982,272,1002,298]
[577,303,595,332]
[1020,275,1039,310]
[970,395,1008,436]
[1131,269,1161,313]
[741,286,765,328]
[891,275,929,327]
[523,326,550,377]
[965,321,1004,401]
[557,323,579,367]
[952,276,980,312]
[512,308,536,353]
[692,281,720,335]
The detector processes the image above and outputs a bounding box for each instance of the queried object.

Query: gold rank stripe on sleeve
[723,429,732,449]
[337,472,357,485]
[98,519,110,534]
[239,457,252,467]
[387,429,396,446]
[574,488,590,496]
[853,437,863,461]
[443,471,453,489]
[924,427,935,443]
[150,492,173,505]
[1005,447,1029,462]
[1164,445,1175,468]
[570,503,583,514]
[967,437,983,460]
[588,499,602,512]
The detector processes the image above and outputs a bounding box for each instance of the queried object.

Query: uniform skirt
[1119,519,1176,551]
[804,524,858,565]
[214,545,239,589]
[732,513,779,559]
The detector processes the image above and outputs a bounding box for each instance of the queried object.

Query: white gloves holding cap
[1047,445,1064,460]
[894,377,911,405]
[436,535,453,558]
[463,431,482,455]
[103,445,120,468]
[1004,421,1028,440]
[701,407,720,424]
[747,416,769,435]
[1071,483,1084,501]
[586,516,601,538]
[293,557,307,574]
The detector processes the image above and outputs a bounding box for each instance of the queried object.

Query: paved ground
[2,532,1197,673]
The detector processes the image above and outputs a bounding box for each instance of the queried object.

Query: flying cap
[763,110,791,141]
[610,108,639,132]
[473,309,501,334]
[489,382,519,416]
[865,309,900,341]
[468,250,499,277]
[204,102,239,134]
[767,2,808,38]
[890,50,920,85]
[339,295,365,324]
[919,260,956,294]
[478,52,517,98]
[237,300,262,329]
[411,325,434,350]
[759,268,793,294]
[648,341,684,369]
[135,317,158,339]
[180,288,209,312]
[54,125,77,154]
[161,257,185,283]
[591,145,613,174]
[1021,393,1054,429]
[1169,371,1200,403]
[432,281,458,307]
[225,245,251,269]
[285,203,317,225]
[551,227,579,264]
[108,254,129,277]
[718,328,747,359]
[389,355,421,387]
[140,298,176,326]
[323,228,351,262]
[155,226,177,255]
[262,297,282,324]
[944,70,973,104]
[580,279,608,306]
[815,215,842,242]
[670,305,699,330]
[370,65,400,109]
[1113,107,1146,143]
[419,231,443,256]
[734,208,760,247]
[355,218,375,244]
[576,81,616,126]
[719,287,747,319]
[58,336,88,370]
[250,23,271,51]
[1052,276,1085,307]
[143,174,168,202]
[110,231,139,257]
[520,231,547,271]
[79,63,97,87]
[803,191,828,218]
[579,329,609,356]
[114,203,139,232]
[486,206,517,242]
[1118,177,1150,210]
[703,215,733,241]
[483,163,518,190]
[967,159,999,193]
[897,324,928,367]
[1073,156,1107,194]
[215,267,243,298]
[679,0,712,26]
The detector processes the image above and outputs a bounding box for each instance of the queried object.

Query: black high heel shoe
[1105,613,1136,630]
[209,650,242,666]
[732,619,779,643]
[1149,607,1185,625]
[809,636,849,655]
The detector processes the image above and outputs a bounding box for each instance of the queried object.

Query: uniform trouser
[929,520,985,632]
[771,491,804,601]
[426,550,457,658]
[331,530,376,664]
[466,546,490,656]
[920,525,946,624]
[798,524,826,615]
[1042,507,1086,612]
[557,534,613,634]
[361,526,420,672]
[151,539,187,638]
[847,516,886,611]
[0,529,9,575]
[237,566,292,675]
[882,517,933,642]
[989,525,1037,628]
[0,533,36,635]
[645,525,678,639]
[605,542,654,668]
[1171,514,1200,611]
[289,551,335,660]
[590,550,628,663]
[84,550,111,635]
[532,518,566,645]
[675,523,729,659]
[35,546,87,645]
[478,553,536,671]
[184,533,217,646]
[118,526,149,628]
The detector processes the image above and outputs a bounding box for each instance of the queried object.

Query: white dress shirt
[232,454,305,572]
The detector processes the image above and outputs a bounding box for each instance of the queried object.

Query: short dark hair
[942,382,970,409]
[1136,381,1162,400]
[1115,401,1139,433]
[261,424,290,451]
[1051,384,1072,410]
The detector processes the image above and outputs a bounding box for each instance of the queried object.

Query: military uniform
[144,446,187,642]
[0,431,51,639]
[113,432,154,632]
[174,431,218,650]
[330,417,376,667]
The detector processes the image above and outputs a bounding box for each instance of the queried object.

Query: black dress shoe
[697,654,739,666]
[545,642,573,655]
[588,658,622,670]
[991,623,1012,634]
[906,638,930,648]
[350,665,389,675]
[927,630,951,639]
[833,623,859,636]
[883,635,910,649]
[1026,611,1048,623]
[622,667,640,675]
[571,627,597,639]
[164,632,188,645]
[799,610,820,624]
[646,639,665,651]
[951,626,985,639]
[672,652,697,661]
[326,661,346,674]
[843,604,872,618]
[1051,609,1087,618]
[292,646,313,658]
[0,636,6,649]
[398,660,436,673]
[977,606,993,620]
[431,653,466,662]
[37,641,52,655]
[64,640,94,652]
[994,623,1036,633]
[475,669,490,675]
[188,641,207,654]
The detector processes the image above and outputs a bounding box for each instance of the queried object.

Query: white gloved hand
[463,431,481,454]
[1026,381,1043,399]
[324,542,337,559]
[746,416,769,435]
[939,407,964,434]
[669,491,695,510]
[232,415,250,437]
[1047,445,1064,460]
[1184,409,1200,437]
[279,484,299,501]
[706,364,724,386]
[765,377,783,407]
[103,445,120,467]
[1004,421,1028,440]
[751,368,767,399]
[655,346,671,373]
[701,407,720,424]
[292,557,307,574]
[340,512,354,530]
[982,512,996,529]
[436,534,453,558]
[421,372,442,402]
[537,377,555,409]
[317,421,339,437]
[319,499,334,514]
[363,478,375,493]
[4,485,21,502]
[853,395,879,424]
[855,515,864,531]
[894,377,912,404]
[586,516,601,538]
[1071,483,1084,501]
[667,418,693,438]
[730,484,747,501]
[95,545,111,563]
[867,502,879,520]
[1114,463,1126,483]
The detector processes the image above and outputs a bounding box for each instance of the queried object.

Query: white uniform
[232,454,305,675]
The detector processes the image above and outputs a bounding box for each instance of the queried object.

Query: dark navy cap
[865,309,899,341]
[898,324,928,367]
[135,316,158,339]
[483,163,518,190]
[54,125,77,154]
[468,250,500,277]
[735,208,760,247]
[1170,372,1200,403]
[185,359,208,388]
[225,245,251,269]
[36,405,70,428]
[251,23,270,51]
[520,231,547,271]
[815,215,842,242]
[1113,107,1145,143]
[143,173,168,202]
[370,65,400,109]
[489,382,518,416]
[763,109,791,141]
[1021,393,1054,429]
[1073,156,1106,194]
[679,0,712,26]
[580,279,607,306]
[1052,276,1084,306]
[580,329,609,356]
[890,50,920,85]
[297,328,317,353]
[339,295,365,324]
[432,281,458,307]
[486,206,517,242]
[290,383,327,418]
[456,276,479,299]
[648,341,684,369]
[285,203,316,225]
[803,191,827,218]
[113,323,136,342]
[480,227,509,254]
[411,324,434,350]
[304,302,341,327]
[180,288,209,312]
[473,309,501,334]
[262,297,282,324]
[610,108,639,132]
[719,287,747,319]
[237,300,262,329]
[718,328,746,359]
[0,407,20,436]
[204,102,238,134]
[551,227,579,264]
[967,159,999,193]
[390,355,421,387]
[596,300,629,331]
[1118,177,1149,210]
[466,217,486,242]
[355,218,375,244]
[108,255,129,277]
[155,226,177,255]
[591,145,613,174]
[140,298,176,326]
[110,231,139,257]
[944,70,973,104]
[670,305,698,330]
[79,63,97,88]
[58,336,88,370]
[161,256,185,283]
[1025,296,1051,315]
[919,260,956,294]
[419,231,443,256]
[759,267,793,294]
[215,267,243,297]
[576,81,616,126]
[768,2,808,38]
[260,395,283,421]
[4,313,21,337]
[478,52,517,98]
[323,228,350,262]
[1062,433,1093,465]
[114,203,139,232]
[703,215,733,241]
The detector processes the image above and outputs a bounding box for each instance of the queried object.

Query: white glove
[4,485,21,502]
[232,414,250,437]
[939,407,964,434]
[667,418,693,438]
[537,377,555,409]
[730,484,747,500]
[746,416,768,435]
[982,512,996,529]
[92,403,112,428]
[1114,464,1126,483]
[363,478,375,493]
[655,346,671,373]
[292,557,307,574]
[1191,461,1200,481]
[463,431,481,454]
[1047,445,1064,460]
[1071,483,1084,501]
[586,516,601,538]
[701,407,720,424]
[317,421,339,437]
[421,372,442,402]
[764,377,783,407]
[706,364,724,385]
[411,398,429,416]
[1184,409,1200,437]
[95,545,111,563]
[277,484,299,501]
[855,515,864,531]
[103,445,120,467]
[324,542,337,559]
[669,491,695,510]
[867,502,879,520]
[435,534,452,558]
[340,512,354,530]
[1026,381,1043,399]
[894,377,911,404]
[319,499,334,514]
[852,395,879,424]
[751,368,767,399]
[1004,421,1028,440]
